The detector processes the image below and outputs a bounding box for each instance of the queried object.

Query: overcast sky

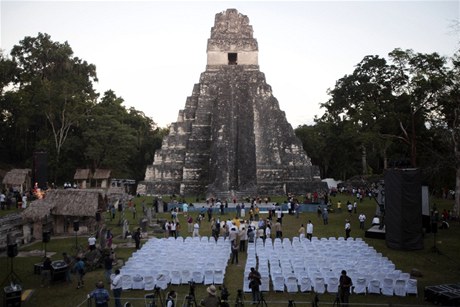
[1,1,459,128]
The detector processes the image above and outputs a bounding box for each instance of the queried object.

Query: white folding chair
[132,274,144,290]
[204,269,214,285]
[170,270,181,285]
[381,277,395,296]
[367,279,381,294]
[156,274,169,290]
[405,278,418,296]
[273,275,285,292]
[143,275,155,291]
[214,269,224,284]
[394,279,406,296]
[191,271,204,284]
[121,274,132,290]
[314,277,326,294]
[260,276,270,292]
[285,276,298,293]
[181,270,192,284]
[326,277,339,293]
[299,276,312,292]
[354,277,367,295]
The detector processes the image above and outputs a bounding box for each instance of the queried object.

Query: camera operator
[200,285,219,307]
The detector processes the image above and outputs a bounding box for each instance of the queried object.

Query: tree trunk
[361,145,367,175]
[455,167,460,218]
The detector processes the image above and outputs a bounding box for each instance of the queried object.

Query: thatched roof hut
[74,169,92,189]
[20,198,53,222]
[21,189,108,237]
[2,169,31,193]
[24,189,107,217]
[93,169,111,188]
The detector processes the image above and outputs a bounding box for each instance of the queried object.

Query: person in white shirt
[358,213,366,229]
[111,269,123,307]
[345,220,351,240]
[88,235,96,251]
[193,222,200,237]
[306,220,314,241]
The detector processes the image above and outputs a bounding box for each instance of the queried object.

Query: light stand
[74,220,80,251]
[42,231,50,258]
[1,244,22,287]
[430,208,441,254]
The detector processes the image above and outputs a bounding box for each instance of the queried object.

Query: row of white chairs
[119,236,231,289]
[245,237,417,296]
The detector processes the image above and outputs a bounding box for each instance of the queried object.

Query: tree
[435,51,460,216]
[10,33,98,182]
[82,91,137,176]
[319,55,396,175]
[387,49,449,167]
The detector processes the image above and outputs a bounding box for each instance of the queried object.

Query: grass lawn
[1,193,458,306]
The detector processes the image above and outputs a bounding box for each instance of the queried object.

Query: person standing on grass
[359,213,366,230]
[345,219,351,240]
[306,220,314,241]
[339,270,352,305]
[111,269,123,307]
[74,257,85,289]
[322,208,329,225]
[133,228,142,249]
[103,252,113,284]
[298,224,305,240]
[193,221,200,237]
[231,240,239,264]
[89,281,110,307]
[248,267,261,304]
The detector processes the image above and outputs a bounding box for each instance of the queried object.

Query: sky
[1,1,459,128]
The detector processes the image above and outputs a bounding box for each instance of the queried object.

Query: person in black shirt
[133,228,142,249]
[339,270,353,305]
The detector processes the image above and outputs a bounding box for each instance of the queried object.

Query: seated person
[371,215,380,226]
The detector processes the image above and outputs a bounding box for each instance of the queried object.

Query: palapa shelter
[74,168,92,189]
[21,189,107,240]
[93,169,111,189]
[2,169,32,194]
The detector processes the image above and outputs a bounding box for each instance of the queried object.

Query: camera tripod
[256,292,268,307]
[219,285,231,307]
[182,281,198,307]
[311,293,319,307]
[332,292,341,307]
[145,286,164,307]
[1,256,22,288]
[235,289,244,307]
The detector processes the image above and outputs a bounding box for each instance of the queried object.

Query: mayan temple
[139,9,320,199]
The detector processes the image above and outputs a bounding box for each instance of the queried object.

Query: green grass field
[1,193,458,307]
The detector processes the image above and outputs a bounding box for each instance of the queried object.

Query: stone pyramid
[139,9,319,199]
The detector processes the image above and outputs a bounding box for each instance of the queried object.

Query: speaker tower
[384,168,423,250]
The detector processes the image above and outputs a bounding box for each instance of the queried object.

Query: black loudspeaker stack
[7,244,18,258]
[32,151,48,190]
[42,231,51,243]
[384,168,424,250]
[73,220,80,232]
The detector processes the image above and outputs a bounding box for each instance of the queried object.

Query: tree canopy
[295,48,460,213]
[0,33,165,183]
